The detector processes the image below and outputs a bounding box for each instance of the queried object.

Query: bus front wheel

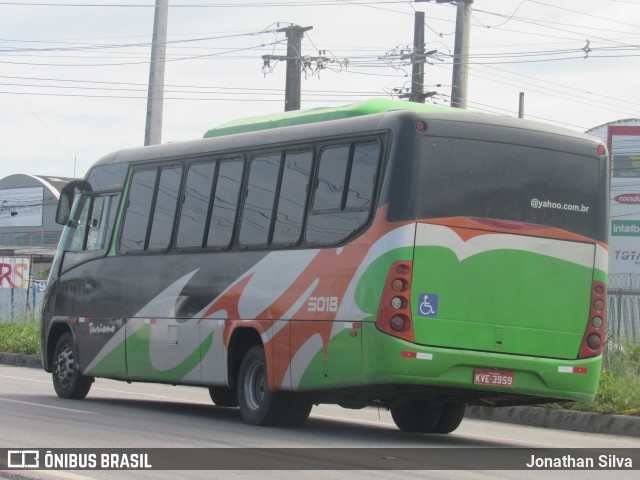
[52,332,93,400]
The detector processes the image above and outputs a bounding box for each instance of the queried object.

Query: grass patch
[0,320,40,356]
[544,340,640,415]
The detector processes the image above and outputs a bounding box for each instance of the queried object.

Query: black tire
[283,393,313,427]
[432,402,466,434]
[208,386,239,407]
[390,402,443,433]
[237,346,290,426]
[51,332,93,400]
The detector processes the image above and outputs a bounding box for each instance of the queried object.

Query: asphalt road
[0,364,638,480]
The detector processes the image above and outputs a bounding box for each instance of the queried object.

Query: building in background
[587,119,640,343]
[0,174,75,318]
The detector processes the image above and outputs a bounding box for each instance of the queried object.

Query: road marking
[0,397,94,414]
[311,413,394,428]
[0,373,50,384]
[91,386,212,404]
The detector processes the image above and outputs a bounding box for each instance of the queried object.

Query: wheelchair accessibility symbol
[418,293,439,317]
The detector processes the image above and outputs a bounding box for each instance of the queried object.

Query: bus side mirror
[56,188,73,225]
[55,180,92,225]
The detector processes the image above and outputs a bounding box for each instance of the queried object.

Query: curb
[465,405,640,438]
[0,353,42,369]
[1,353,638,438]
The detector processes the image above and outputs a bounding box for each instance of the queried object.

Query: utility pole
[144,0,169,146]
[410,11,425,103]
[518,92,525,118]
[450,0,473,109]
[283,25,311,111]
[262,25,313,112]
[399,11,436,103]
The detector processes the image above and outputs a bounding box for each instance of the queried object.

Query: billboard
[0,187,44,227]
[587,122,640,282]
[609,131,640,277]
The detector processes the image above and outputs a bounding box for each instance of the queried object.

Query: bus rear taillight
[579,281,607,358]
[376,261,414,343]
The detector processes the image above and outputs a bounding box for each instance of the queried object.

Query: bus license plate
[473,369,514,387]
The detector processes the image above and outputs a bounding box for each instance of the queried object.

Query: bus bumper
[361,322,601,404]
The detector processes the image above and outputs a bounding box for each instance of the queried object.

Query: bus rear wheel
[284,393,313,427]
[52,332,93,400]
[432,402,466,434]
[237,346,311,426]
[390,402,443,433]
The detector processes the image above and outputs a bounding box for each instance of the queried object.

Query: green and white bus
[41,98,609,433]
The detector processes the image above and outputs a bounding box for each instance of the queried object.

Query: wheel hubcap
[244,362,266,411]
[54,345,75,388]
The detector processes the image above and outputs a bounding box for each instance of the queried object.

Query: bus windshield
[419,137,603,240]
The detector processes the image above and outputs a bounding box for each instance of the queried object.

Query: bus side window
[60,194,118,272]
[312,146,349,210]
[346,143,379,208]
[120,165,182,253]
[176,161,216,249]
[238,154,281,247]
[148,166,182,251]
[67,196,91,252]
[207,159,243,249]
[120,169,156,253]
[272,150,312,245]
[306,141,381,245]
[86,196,114,251]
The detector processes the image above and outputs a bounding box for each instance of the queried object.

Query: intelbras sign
[611,220,640,236]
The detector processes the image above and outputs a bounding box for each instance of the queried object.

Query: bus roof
[203,98,454,138]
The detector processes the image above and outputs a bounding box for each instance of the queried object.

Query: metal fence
[0,231,60,256]
[607,274,640,344]
[0,231,60,247]
[607,292,640,344]
[0,288,44,321]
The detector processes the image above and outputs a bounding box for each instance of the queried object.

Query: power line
[0,40,286,67]
[527,0,640,30]
[0,1,412,7]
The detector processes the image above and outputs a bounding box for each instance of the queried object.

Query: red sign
[614,194,640,204]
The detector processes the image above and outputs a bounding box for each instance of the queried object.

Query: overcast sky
[1,0,639,179]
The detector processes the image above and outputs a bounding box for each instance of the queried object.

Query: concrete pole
[519,92,525,118]
[450,0,473,109]
[144,0,169,146]
[278,25,312,112]
[410,11,425,103]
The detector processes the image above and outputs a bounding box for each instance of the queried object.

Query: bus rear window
[420,137,601,240]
